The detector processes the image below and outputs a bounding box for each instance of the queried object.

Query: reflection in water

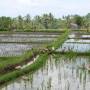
[0,55,90,90]
[62,33,90,52]
[57,43,90,52]
[0,33,58,56]
[0,43,47,56]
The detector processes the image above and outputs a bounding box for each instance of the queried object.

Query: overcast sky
[0,0,90,18]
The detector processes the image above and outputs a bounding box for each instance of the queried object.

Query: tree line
[0,13,90,31]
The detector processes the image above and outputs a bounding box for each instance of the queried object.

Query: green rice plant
[0,53,48,85]
[0,49,37,70]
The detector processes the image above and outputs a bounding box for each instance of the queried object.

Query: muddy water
[0,55,90,90]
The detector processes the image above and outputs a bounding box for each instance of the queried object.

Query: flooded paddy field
[0,55,90,90]
[57,43,90,52]
[0,33,59,43]
[0,34,59,38]
[57,31,90,53]
[69,34,90,38]
[0,30,90,90]
[0,43,51,56]
[66,39,90,43]
[0,37,55,43]
[0,43,31,56]
[0,32,60,56]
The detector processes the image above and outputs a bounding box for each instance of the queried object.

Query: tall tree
[0,16,12,30]
[17,15,23,29]
[25,14,31,23]
[73,15,83,28]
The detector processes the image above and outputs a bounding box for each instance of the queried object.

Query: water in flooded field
[0,44,32,56]
[58,33,90,52]
[0,31,90,90]
[0,43,47,56]
[0,33,58,56]
[0,34,59,38]
[57,43,90,52]
[0,37,55,42]
[66,39,90,43]
[0,55,90,90]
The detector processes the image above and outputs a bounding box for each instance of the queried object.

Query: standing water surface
[0,55,90,90]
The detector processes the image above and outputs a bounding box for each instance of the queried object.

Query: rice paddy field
[0,32,60,56]
[1,55,90,90]
[0,30,90,90]
[57,30,90,53]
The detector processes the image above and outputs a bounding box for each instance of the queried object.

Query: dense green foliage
[0,13,90,31]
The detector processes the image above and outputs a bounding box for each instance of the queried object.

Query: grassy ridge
[47,30,69,50]
[0,53,48,85]
[54,51,90,56]
[72,29,90,32]
[0,29,64,34]
[13,29,65,32]
[0,50,36,70]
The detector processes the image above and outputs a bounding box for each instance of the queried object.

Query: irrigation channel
[0,30,90,90]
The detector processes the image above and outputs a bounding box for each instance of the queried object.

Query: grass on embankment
[0,53,48,85]
[12,29,65,33]
[72,29,90,32]
[0,50,37,70]
[54,51,90,56]
[0,29,64,34]
[47,30,69,50]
